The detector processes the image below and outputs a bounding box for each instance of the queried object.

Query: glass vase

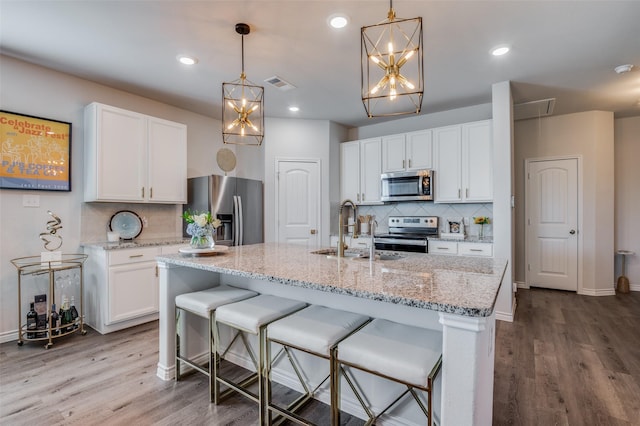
[479,224,484,240]
[190,232,215,249]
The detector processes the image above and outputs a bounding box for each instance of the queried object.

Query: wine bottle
[50,303,59,336]
[70,296,79,329]
[26,302,38,339]
[59,302,67,334]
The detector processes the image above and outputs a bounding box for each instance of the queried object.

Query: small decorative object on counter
[182,210,222,249]
[474,216,491,240]
[39,210,63,251]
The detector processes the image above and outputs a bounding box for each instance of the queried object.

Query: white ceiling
[1,0,639,128]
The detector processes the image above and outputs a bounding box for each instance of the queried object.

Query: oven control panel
[388,216,438,229]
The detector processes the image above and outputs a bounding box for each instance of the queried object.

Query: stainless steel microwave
[381,170,434,202]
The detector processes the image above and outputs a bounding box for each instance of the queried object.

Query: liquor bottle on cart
[27,302,38,339]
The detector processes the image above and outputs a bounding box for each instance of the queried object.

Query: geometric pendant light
[361,0,423,118]
[222,23,264,146]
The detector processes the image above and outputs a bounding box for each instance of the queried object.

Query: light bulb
[388,42,393,54]
[371,56,380,65]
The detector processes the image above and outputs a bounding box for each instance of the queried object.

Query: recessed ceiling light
[614,64,634,74]
[328,14,349,29]
[177,55,198,65]
[490,45,510,56]
[288,106,300,112]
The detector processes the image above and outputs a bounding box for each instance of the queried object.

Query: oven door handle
[374,238,428,246]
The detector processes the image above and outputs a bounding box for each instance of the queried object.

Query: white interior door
[276,160,320,247]
[526,158,578,291]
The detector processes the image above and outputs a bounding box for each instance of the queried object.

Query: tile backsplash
[356,201,493,238]
[81,202,183,242]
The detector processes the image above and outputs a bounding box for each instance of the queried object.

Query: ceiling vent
[264,75,296,91]
[514,98,556,121]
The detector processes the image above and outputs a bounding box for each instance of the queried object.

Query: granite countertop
[156,242,507,317]
[82,237,189,250]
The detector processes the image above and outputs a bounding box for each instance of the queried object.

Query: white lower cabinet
[429,240,459,255]
[430,240,493,257]
[84,244,183,334]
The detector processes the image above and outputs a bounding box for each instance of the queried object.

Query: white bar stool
[332,318,443,426]
[214,294,307,425]
[174,285,257,402]
[265,305,370,425]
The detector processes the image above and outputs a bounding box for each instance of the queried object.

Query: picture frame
[446,217,464,234]
[1,110,72,191]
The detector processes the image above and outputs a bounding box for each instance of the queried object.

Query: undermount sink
[311,248,364,259]
[311,248,404,261]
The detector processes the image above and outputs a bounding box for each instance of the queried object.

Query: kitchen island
[156,242,507,425]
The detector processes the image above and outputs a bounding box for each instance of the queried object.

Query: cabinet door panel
[434,126,462,202]
[463,121,493,202]
[340,141,360,202]
[360,138,382,203]
[98,107,146,201]
[406,130,433,170]
[147,118,187,203]
[108,262,158,324]
[382,134,406,172]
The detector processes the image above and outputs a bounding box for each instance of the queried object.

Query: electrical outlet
[23,194,40,207]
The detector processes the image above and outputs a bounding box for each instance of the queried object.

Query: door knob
[569,229,576,235]
[310,229,317,235]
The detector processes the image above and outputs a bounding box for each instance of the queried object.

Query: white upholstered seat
[215,294,307,333]
[175,285,258,316]
[337,318,442,387]
[267,305,369,356]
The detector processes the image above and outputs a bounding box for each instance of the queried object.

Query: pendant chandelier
[222,23,264,146]
[361,0,423,118]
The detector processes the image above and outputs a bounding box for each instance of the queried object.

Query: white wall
[514,111,615,295]
[614,117,640,290]
[0,55,259,340]
[263,117,347,245]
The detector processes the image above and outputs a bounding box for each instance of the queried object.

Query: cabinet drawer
[429,241,458,255]
[459,242,493,257]
[108,247,160,266]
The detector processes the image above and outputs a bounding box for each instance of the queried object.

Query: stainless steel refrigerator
[184,175,264,246]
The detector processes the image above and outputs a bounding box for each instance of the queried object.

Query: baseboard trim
[579,287,616,296]
[0,330,19,345]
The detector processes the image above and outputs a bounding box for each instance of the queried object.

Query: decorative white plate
[109,210,143,240]
[178,245,229,256]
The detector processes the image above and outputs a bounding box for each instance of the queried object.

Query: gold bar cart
[11,254,88,349]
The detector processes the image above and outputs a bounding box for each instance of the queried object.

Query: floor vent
[514,98,556,121]
[264,75,296,91]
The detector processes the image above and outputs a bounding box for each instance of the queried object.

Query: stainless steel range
[374,216,439,253]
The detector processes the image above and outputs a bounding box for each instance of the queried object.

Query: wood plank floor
[1,288,639,425]
[493,288,640,426]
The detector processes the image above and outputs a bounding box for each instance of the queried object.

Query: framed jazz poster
[0,110,72,191]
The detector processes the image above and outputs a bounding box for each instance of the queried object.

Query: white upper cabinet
[359,138,382,204]
[340,138,382,204]
[382,130,432,173]
[462,120,493,202]
[434,125,463,202]
[84,103,187,204]
[434,120,492,203]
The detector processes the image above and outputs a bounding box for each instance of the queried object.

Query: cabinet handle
[458,189,461,198]
[129,254,144,258]
[470,249,482,252]
[155,266,158,277]
[362,193,365,201]
[141,187,145,198]
[150,187,153,199]
[408,159,412,168]
[403,160,406,169]
[466,188,469,198]
[437,247,449,250]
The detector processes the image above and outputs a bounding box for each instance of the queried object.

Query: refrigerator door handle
[232,195,238,246]
[237,195,244,245]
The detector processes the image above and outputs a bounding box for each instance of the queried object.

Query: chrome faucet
[338,199,358,257]
[369,217,377,260]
